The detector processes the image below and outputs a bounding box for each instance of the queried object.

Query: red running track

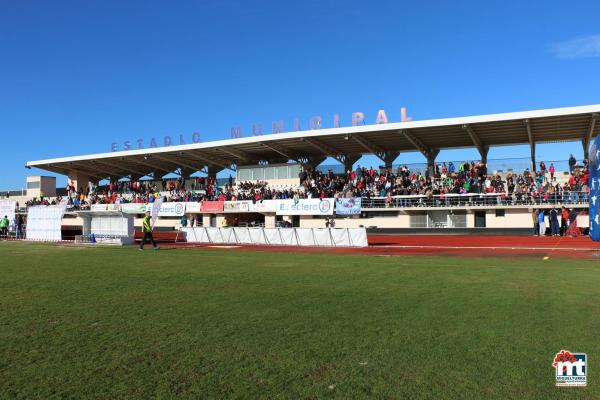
[153,234,600,260]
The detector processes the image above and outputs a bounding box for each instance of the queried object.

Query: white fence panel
[264,228,283,245]
[182,227,367,247]
[330,228,351,247]
[313,228,333,246]
[349,228,368,247]
[249,228,267,244]
[206,227,224,243]
[295,228,316,246]
[234,227,253,244]
[279,228,298,246]
[26,206,66,241]
[220,228,236,244]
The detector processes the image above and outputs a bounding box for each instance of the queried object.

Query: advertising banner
[185,202,202,213]
[90,204,108,212]
[146,201,185,217]
[335,197,362,215]
[150,198,163,228]
[276,198,334,216]
[590,135,600,241]
[121,203,147,214]
[201,201,224,212]
[224,201,251,213]
[0,200,16,230]
[248,200,278,213]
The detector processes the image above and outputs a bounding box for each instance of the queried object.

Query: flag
[589,136,600,241]
[151,197,163,229]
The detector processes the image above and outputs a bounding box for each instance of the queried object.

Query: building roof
[27,104,600,180]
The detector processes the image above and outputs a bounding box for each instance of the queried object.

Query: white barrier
[26,205,67,241]
[77,211,135,245]
[181,227,368,247]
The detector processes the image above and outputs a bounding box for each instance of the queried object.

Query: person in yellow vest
[0,215,8,239]
[139,211,159,250]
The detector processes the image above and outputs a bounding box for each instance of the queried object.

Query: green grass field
[0,242,598,399]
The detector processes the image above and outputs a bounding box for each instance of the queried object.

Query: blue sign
[335,197,361,215]
[589,135,600,241]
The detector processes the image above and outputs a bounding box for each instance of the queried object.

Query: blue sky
[1,0,600,188]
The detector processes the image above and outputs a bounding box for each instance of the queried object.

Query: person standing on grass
[139,211,159,250]
[538,209,546,236]
[0,215,8,238]
[15,214,23,239]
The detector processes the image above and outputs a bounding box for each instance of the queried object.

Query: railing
[18,191,590,213]
[359,191,589,209]
[0,190,27,197]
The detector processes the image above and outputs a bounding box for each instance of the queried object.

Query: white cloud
[552,34,600,59]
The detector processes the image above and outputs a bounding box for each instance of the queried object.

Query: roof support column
[348,134,396,168]
[179,168,195,179]
[524,119,536,172]
[462,124,489,164]
[336,154,360,173]
[381,152,400,170]
[299,156,327,170]
[582,114,599,161]
[205,165,220,180]
[400,129,438,177]
[426,149,440,179]
[68,171,90,193]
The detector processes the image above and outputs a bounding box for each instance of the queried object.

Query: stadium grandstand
[3,104,599,239]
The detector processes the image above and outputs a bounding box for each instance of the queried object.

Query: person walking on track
[139,211,159,250]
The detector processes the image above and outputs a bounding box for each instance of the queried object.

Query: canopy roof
[27,104,600,180]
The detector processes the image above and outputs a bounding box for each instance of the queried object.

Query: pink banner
[201,201,224,212]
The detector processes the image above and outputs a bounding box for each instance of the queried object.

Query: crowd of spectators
[52,176,226,210]
[227,156,589,206]
[22,154,590,209]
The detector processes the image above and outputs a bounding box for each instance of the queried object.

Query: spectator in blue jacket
[538,209,546,236]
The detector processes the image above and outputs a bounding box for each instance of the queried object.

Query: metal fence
[359,191,589,209]
[0,190,27,197]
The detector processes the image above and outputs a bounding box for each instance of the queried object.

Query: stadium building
[10,104,600,237]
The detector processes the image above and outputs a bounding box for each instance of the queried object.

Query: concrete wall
[56,206,582,232]
[484,208,534,228]
[298,213,412,229]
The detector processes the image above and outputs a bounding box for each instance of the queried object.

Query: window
[237,169,250,181]
[251,168,264,180]
[289,164,301,177]
[264,167,275,180]
[276,166,288,179]
[410,214,427,227]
